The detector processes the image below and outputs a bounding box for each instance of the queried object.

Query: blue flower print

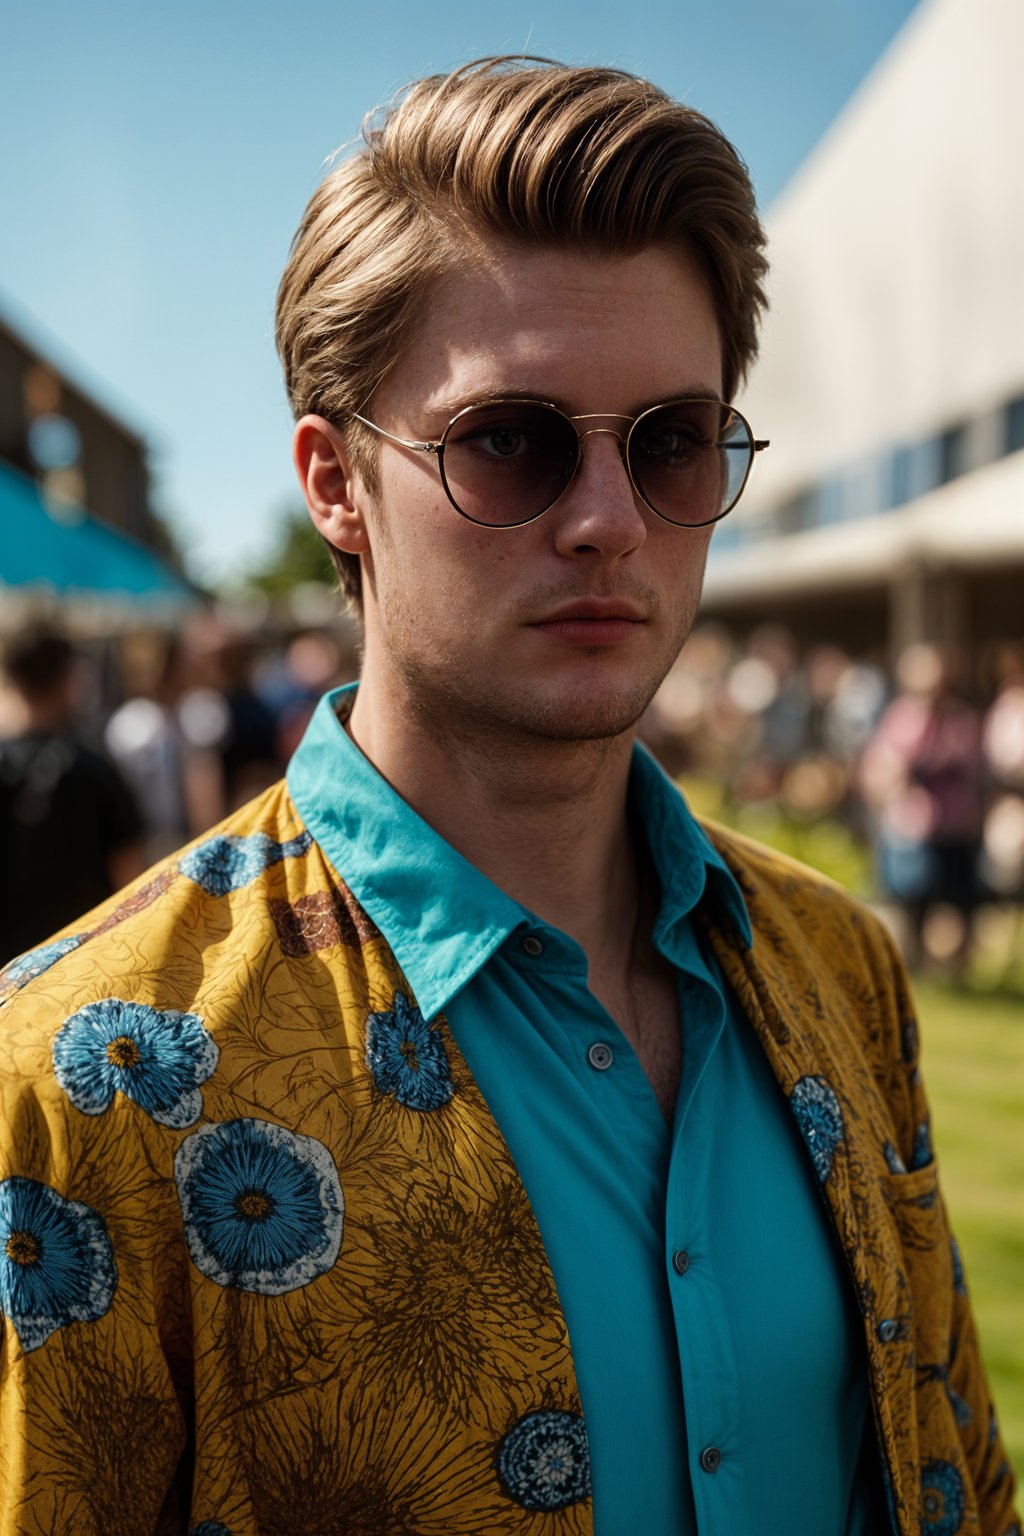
[911,1119,933,1170]
[947,1384,973,1428]
[951,1235,968,1297]
[180,830,312,897]
[365,992,454,1112]
[190,1524,232,1535]
[175,1118,343,1295]
[883,1139,907,1175]
[790,1075,844,1183]
[0,1177,117,1353]
[920,1458,965,1535]
[1,934,81,989]
[496,1409,591,1511]
[53,998,218,1129]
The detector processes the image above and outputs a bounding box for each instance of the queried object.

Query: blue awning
[0,460,195,604]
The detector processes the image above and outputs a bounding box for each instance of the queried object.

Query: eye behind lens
[629,401,751,526]
[441,401,579,525]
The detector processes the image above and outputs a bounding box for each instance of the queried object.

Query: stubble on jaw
[358,469,712,781]
[375,576,707,783]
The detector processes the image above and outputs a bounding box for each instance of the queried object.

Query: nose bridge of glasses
[564,422,641,515]
[570,411,631,444]
[575,425,629,449]
[567,424,633,500]
[571,419,631,480]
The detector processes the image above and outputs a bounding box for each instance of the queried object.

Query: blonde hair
[276,56,769,611]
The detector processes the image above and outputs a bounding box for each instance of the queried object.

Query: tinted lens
[628,400,752,526]
[439,402,579,526]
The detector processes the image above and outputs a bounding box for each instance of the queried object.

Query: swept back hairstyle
[276,56,769,613]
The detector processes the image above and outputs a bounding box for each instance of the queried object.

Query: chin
[469,673,659,744]
[521,699,650,742]
[394,647,671,747]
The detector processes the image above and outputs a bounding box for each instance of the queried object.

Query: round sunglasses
[351,396,768,529]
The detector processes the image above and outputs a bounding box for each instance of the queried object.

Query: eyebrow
[422,384,726,423]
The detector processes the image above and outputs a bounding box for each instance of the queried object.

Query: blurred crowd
[644,624,1024,976]
[3,614,1024,976]
[0,617,357,963]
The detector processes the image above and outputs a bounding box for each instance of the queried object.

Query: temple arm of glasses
[754,439,770,452]
[350,412,441,455]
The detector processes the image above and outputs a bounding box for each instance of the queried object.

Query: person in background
[979,648,1024,983]
[256,629,349,762]
[182,617,280,813]
[0,625,144,963]
[104,636,192,863]
[859,642,985,971]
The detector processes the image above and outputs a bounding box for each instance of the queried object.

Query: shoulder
[0,768,393,1027]
[0,776,386,1043]
[700,815,910,1010]
[0,775,394,1179]
[697,818,917,1075]
[2,779,290,1001]
[699,816,883,942]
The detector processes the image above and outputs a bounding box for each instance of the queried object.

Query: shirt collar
[629,738,753,957]
[287,684,751,1018]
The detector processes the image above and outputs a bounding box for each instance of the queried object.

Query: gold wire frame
[351,397,769,528]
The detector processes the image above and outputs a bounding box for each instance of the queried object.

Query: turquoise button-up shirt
[288,686,875,1535]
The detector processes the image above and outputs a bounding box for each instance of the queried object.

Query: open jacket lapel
[700,824,941,1536]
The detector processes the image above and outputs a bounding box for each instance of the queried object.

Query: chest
[441,950,875,1535]
[592,949,682,1122]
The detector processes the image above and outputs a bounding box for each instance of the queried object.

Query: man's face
[351,241,723,746]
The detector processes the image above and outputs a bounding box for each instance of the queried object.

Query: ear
[292,415,372,555]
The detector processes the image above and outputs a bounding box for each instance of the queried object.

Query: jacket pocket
[878,1160,953,1362]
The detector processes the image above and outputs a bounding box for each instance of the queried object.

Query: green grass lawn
[911,980,1024,1480]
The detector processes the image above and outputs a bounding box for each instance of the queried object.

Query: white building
[706,0,1024,659]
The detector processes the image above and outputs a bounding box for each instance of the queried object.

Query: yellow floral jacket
[0,780,1018,1536]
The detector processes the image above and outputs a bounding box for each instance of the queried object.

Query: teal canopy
[0,460,194,603]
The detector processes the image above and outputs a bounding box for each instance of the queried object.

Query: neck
[346,676,640,966]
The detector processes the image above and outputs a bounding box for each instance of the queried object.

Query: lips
[532,599,645,624]
[527,599,646,646]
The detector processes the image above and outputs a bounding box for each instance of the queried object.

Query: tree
[241,507,336,598]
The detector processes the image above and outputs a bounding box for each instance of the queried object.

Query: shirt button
[587,1041,614,1071]
[521,935,544,957]
[700,1446,722,1474]
[672,1249,690,1275]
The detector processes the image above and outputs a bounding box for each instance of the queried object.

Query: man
[0,58,1017,1536]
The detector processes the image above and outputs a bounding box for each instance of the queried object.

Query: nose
[550,427,648,561]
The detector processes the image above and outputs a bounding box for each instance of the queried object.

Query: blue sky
[0,0,918,585]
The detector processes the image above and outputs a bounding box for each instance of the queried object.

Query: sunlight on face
[355,241,723,748]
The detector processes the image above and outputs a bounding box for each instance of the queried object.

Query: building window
[1005,393,1024,455]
